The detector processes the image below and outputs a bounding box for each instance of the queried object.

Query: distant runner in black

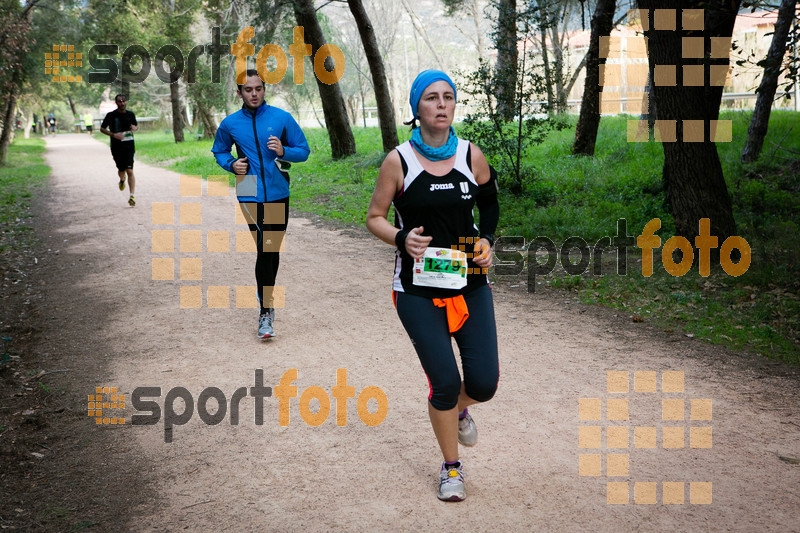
[100,94,138,207]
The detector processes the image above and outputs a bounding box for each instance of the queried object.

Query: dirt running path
[32,133,800,531]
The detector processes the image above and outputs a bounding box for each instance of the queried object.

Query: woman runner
[366,70,500,502]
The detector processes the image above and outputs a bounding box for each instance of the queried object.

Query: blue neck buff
[411,126,457,161]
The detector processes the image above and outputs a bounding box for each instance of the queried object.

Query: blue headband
[409,70,457,120]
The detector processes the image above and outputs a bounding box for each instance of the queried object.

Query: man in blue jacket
[212,69,310,339]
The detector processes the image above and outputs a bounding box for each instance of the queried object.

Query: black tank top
[392,138,487,298]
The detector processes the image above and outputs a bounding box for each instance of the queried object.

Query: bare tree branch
[564,10,629,98]
[399,0,444,68]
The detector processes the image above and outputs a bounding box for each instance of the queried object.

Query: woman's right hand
[405,226,432,260]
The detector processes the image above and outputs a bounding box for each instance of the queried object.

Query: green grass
[132,111,800,363]
[0,138,50,252]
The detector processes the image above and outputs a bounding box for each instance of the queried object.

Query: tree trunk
[40,107,48,135]
[564,51,588,103]
[540,25,555,111]
[741,0,796,163]
[169,81,184,143]
[496,0,518,121]
[360,82,368,128]
[67,95,80,132]
[348,0,399,152]
[549,24,566,113]
[640,65,658,129]
[195,99,217,139]
[345,95,357,124]
[0,89,19,165]
[572,0,616,156]
[20,104,32,139]
[470,0,486,59]
[638,0,739,243]
[0,65,23,164]
[181,104,191,128]
[293,0,356,159]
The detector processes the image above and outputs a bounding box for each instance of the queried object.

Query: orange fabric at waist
[392,291,469,333]
[432,295,469,333]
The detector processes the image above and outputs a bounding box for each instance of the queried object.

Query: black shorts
[111,142,135,171]
[86,126,93,132]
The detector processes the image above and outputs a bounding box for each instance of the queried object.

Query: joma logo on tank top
[430,183,455,191]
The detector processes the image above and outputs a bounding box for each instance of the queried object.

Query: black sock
[444,461,461,469]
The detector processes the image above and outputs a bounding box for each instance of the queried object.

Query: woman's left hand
[472,238,492,270]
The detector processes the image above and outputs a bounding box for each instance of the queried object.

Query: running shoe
[258,309,275,339]
[118,179,125,191]
[458,409,477,446]
[128,195,135,207]
[437,461,466,502]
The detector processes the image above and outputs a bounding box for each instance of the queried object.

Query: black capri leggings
[395,284,499,411]
[240,200,289,309]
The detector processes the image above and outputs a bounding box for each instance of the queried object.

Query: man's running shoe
[258,309,275,339]
[458,409,477,446]
[437,461,466,502]
[118,179,125,191]
[128,195,135,207]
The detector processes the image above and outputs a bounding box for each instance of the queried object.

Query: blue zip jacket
[212,103,310,202]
